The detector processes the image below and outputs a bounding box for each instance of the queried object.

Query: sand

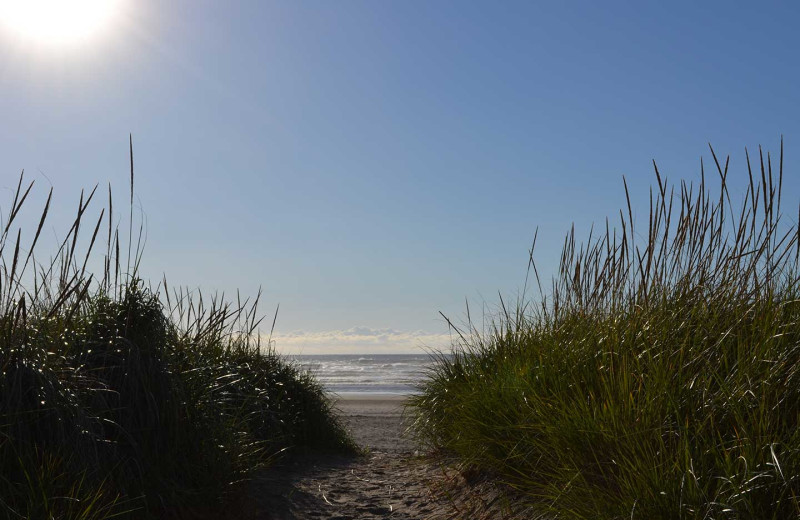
[249,394,532,520]
[333,394,415,453]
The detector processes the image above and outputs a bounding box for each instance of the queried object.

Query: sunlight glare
[0,0,121,47]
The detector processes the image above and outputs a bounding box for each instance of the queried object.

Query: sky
[0,1,799,354]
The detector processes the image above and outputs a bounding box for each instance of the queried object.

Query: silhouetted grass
[0,144,355,519]
[411,142,800,519]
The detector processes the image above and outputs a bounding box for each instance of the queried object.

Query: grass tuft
[0,148,355,519]
[411,141,800,519]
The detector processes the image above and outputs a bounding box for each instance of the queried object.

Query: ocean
[291,354,440,396]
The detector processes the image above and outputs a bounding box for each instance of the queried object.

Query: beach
[249,394,529,520]
[334,394,414,453]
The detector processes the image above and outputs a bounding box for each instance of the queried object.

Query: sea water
[291,354,440,396]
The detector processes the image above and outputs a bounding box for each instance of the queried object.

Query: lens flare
[0,0,121,47]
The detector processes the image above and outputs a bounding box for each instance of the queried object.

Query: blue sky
[1,1,799,353]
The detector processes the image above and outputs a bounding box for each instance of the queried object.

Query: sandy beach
[333,395,414,453]
[249,395,529,520]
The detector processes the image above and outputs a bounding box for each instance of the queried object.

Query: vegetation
[411,142,800,519]
[0,150,355,519]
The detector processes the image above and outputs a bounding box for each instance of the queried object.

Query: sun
[0,0,121,47]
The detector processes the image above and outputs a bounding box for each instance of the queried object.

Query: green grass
[0,147,355,519]
[410,142,800,519]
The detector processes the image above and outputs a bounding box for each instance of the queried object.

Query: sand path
[250,397,527,520]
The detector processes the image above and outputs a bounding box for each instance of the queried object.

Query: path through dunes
[249,397,531,520]
[258,451,446,519]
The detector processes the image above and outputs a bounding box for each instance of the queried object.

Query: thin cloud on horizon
[268,326,453,355]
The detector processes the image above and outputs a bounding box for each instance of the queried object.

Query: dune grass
[0,150,355,519]
[410,142,800,519]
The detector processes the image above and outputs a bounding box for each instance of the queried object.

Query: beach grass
[410,142,800,519]
[0,148,356,519]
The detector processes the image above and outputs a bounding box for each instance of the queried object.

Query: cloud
[267,326,454,355]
